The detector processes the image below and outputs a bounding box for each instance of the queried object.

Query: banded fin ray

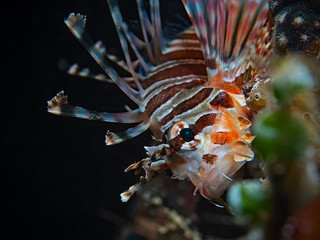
[67,63,137,87]
[66,63,113,83]
[105,120,150,145]
[48,91,144,123]
[182,0,269,80]
[107,0,164,79]
[149,0,163,60]
[107,0,148,92]
[63,40,144,85]
[65,13,142,104]
[49,0,168,144]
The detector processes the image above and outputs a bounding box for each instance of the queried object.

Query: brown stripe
[210,91,234,109]
[160,88,213,126]
[159,49,204,63]
[202,154,218,165]
[167,40,201,49]
[169,136,184,151]
[176,32,199,40]
[141,63,207,89]
[145,79,206,117]
[195,113,218,131]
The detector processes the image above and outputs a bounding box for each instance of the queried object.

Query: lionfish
[48,0,271,205]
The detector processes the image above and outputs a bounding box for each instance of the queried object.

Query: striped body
[139,27,255,199]
[48,0,271,203]
[142,28,207,137]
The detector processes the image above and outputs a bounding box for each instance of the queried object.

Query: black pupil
[180,128,195,142]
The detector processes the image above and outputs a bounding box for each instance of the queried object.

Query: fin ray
[105,121,150,145]
[107,0,147,93]
[64,13,142,104]
[182,0,269,80]
[67,63,113,83]
[47,91,144,123]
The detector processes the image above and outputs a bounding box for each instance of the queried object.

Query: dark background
[3,1,246,239]
[3,0,151,239]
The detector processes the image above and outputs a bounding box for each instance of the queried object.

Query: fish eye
[179,128,195,142]
[167,121,202,151]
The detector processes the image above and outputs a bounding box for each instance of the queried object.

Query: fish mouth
[184,140,254,200]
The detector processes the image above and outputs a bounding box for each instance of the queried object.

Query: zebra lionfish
[48,0,271,205]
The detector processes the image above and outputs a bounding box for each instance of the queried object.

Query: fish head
[164,107,254,199]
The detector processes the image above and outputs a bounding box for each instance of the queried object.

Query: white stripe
[181,26,196,34]
[142,75,207,101]
[167,38,200,46]
[153,86,204,123]
[163,46,202,54]
[158,88,220,132]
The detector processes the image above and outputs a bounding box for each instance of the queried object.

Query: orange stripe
[208,73,242,94]
[211,131,238,145]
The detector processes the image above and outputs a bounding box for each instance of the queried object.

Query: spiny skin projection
[269,0,320,56]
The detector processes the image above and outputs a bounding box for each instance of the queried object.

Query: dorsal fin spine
[183,0,269,80]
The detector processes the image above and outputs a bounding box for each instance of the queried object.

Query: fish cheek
[211,131,239,145]
[165,152,187,175]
